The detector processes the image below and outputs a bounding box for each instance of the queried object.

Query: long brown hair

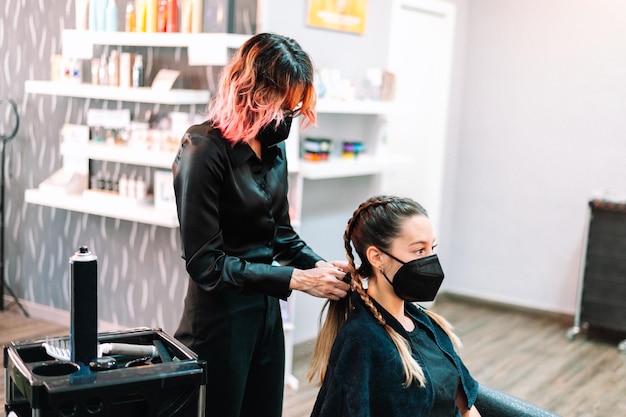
[308,195,462,387]
[207,32,317,143]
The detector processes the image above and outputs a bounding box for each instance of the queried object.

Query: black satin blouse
[172,121,323,299]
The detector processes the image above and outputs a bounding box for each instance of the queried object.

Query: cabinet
[567,199,626,352]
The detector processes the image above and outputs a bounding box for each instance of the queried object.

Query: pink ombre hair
[207,33,317,144]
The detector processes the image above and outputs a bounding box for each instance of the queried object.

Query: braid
[345,196,396,326]
[344,196,426,387]
[344,196,395,248]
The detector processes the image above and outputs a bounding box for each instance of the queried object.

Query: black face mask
[258,117,293,148]
[380,251,445,302]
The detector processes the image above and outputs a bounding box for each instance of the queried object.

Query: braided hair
[308,195,461,387]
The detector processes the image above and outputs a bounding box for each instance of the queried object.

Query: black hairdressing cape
[311,293,478,417]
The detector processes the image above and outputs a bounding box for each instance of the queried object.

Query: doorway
[383,0,457,234]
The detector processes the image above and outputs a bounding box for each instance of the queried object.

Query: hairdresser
[171,33,350,417]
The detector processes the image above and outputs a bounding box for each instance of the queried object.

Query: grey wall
[442,0,626,313]
[264,0,395,342]
[1,0,199,334]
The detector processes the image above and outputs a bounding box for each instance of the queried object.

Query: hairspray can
[70,246,98,365]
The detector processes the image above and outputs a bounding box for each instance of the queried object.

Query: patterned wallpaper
[0,0,212,334]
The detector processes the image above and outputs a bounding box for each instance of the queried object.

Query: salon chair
[476,384,561,417]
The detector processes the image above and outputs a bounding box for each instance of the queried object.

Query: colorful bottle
[95,0,108,31]
[180,0,192,32]
[106,0,118,31]
[146,0,158,32]
[125,2,136,31]
[191,0,202,33]
[157,0,168,32]
[135,0,147,31]
[166,0,178,32]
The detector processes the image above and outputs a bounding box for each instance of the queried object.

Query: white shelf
[61,142,175,169]
[62,30,250,66]
[25,80,210,105]
[316,99,392,115]
[298,154,409,180]
[25,188,179,228]
[25,84,390,111]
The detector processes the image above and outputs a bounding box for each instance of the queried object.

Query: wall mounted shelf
[298,154,408,180]
[315,98,392,115]
[61,30,250,66]
[24,189,179,228]
[25,81,210,105]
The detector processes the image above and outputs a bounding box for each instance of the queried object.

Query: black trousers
[175,282,286,417]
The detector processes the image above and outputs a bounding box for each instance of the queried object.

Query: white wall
[265,0,394,343]
[263,0,391,87]
[442,0,626,313]
[265,0,626,343]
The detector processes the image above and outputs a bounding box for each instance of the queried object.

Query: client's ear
[366,246,384,274]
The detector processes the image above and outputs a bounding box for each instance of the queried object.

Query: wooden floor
[3,294,626,417]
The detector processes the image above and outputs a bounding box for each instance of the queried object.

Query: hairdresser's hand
[315,260,350,278]
[317,259,349,273]
[290,264,350,301]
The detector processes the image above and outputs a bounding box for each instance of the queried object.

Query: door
[383,0,456,234]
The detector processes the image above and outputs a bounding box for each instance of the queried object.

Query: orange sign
[307,0,368,34]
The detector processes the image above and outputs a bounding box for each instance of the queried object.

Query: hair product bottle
[98,54,108,85]
[157,0,167,31]
[135,0,147,31]
[75,0,89,30]
[69,246,98,366]
[146,0,158,32]
[119,52,133,87]
[125,2,136,31]
[132,54,144,87]
[166,0,178,32]
[191,0,202,33]
[106,0,119,31]
[108,50,120,86]
[180,0,192,33]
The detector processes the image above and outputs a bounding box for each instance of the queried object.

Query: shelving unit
[285,97,408,349]
[25,81,209,105]
[315,98,392,115]
[287,98,400,180]
[24,142,179,228]
[24,143,177,227]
